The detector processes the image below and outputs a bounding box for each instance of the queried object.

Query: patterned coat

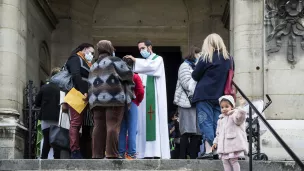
[88,55,134,109]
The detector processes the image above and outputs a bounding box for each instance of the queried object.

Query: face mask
[112,52,115,56]
[85,52,94,62]
[140,49,151,58]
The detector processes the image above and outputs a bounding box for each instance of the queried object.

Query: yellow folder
[64,88,87,114]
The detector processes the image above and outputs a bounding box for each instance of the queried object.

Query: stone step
[0,159,302,171]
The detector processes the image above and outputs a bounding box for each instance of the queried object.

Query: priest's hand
[124,55,136,62]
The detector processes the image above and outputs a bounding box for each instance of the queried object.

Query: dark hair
[138,39,152,47]
[220,98,234,107]
[70,43,94,55]
[123,57,133,68]
[50,67,61,76]
[97,40,115,56]
[184,46,201,61]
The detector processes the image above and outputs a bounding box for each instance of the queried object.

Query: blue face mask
[140,49,151,58]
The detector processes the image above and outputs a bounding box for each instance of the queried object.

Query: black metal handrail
[233,81,304,170]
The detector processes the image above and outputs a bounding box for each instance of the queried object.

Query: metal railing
[23,80,40,159]
[233,81,304,171]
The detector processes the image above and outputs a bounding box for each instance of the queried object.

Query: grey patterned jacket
[88,55,134,109]
[173,62,197,108]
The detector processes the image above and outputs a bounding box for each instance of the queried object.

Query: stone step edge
[0,159,302,171]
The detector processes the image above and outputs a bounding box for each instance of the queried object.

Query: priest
[124,40,170,159]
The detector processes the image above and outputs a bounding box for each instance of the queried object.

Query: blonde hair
[201,33,229,63]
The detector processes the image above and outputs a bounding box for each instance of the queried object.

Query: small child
[212,95,248,171]
[168,111,180,159]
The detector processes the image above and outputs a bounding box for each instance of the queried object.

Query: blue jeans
[196,100,221,147]
[118,102,138,156]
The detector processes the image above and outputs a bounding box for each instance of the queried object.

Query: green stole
[146,55,158,141]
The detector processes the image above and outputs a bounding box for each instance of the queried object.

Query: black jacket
[192,51,231,103]
[66,54,90,94]
[35,83,60,121]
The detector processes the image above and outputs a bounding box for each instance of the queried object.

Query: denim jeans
[196,100,221,146]
[118,102,138,156]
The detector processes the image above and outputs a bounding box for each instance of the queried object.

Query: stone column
[0,0,27,159]
[232,0,264,99]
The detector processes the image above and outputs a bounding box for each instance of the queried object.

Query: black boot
[196,152,214,160]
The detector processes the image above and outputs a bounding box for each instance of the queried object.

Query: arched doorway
[39,41,51,86]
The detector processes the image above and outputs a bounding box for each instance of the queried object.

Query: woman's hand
[212,143,217,151]
[83,93,88,102]
[62,103,69,113]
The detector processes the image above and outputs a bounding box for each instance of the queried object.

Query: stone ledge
[0,159,302,171]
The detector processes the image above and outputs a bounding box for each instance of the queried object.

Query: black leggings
[41,128,61,159]
[179,133,200,159]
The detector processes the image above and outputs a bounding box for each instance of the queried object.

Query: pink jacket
[213,109,248,154]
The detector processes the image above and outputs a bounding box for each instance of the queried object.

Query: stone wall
[50,0,229,67]
[264,0,304,120]
[27,0,54,87]
[230,0,304,160]
[260,0,304,160]
[0,0,55,159]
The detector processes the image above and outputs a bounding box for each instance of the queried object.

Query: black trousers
[41,128,61,159]
[80,126,92,159]
[179,133,200,159]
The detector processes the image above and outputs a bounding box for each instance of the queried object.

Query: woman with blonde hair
[192,33,232,159]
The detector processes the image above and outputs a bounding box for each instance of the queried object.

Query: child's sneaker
[125,153,136,160]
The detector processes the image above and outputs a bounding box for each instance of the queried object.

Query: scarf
[77,51,92,67]
[185,59,196,70]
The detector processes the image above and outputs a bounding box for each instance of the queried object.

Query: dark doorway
[115,46,183,115]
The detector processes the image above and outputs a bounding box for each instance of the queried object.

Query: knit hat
[219,95,235,107]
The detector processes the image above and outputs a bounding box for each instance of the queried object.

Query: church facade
[0,0,303,160]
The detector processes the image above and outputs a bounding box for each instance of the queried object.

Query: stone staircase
[0,159,301,171]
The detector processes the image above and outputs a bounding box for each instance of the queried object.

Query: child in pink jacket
[212,95,248,171]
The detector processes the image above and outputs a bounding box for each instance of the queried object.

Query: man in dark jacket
[35,68,61,159]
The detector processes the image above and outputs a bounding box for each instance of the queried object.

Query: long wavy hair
[201,33,229,63]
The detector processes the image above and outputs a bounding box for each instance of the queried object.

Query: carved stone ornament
[265,0,304,64]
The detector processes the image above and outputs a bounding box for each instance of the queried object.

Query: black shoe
[213,154,219,160]
[71,150,83,159]
[196,152,214,160]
